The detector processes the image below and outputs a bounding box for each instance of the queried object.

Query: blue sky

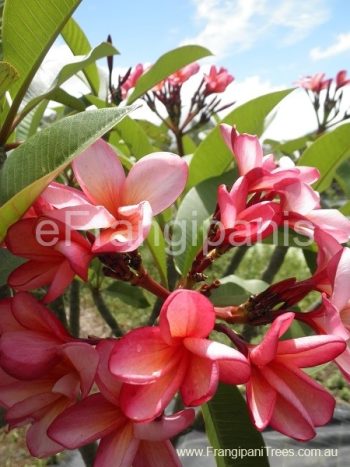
[73,0,350,87]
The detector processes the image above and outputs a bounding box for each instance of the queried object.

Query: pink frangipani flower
[336,70,350,89]
[40,139,188,253]
[48,340,194,467]
[220,124,350,243]
[168,63,200,86]
[0,295,98,458]
[204,66,234,95]
[246,312,345,441]
[6,217,93,303]
[297,73,332,93]
[109,290,250,421]
[121,64,144,98]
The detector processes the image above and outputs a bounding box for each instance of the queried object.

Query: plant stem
[50,296,68,330]
[174,129,184,157]
[147,297,163,325]
[223,246,249,276]
[261,246,288,283]
[69,280,80,337]
[133,269,170,300]
[90,288,123,337]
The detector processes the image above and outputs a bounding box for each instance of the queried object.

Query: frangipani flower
[109,290,250,421]
[336,70,350,89]
[297,73,332,93]
[48,341,194,467]
[298,231,350,381]
[204,66,234,95]
[168,63,200,86]
[220,124,350,243]
[217,176,280,246]
[0,295,98,458]
[40,139,188,253]
[6,217,93,303]
[121,64,144,98]
[246,312,345,441]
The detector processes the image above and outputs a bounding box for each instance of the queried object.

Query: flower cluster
[297,69,350,133]
[1,123,350,465]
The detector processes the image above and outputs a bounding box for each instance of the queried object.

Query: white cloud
[310,32,350,60]
[182,0,330,58]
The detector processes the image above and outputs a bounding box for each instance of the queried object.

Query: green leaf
[61,17,100,95]
[19,42,117,120]
[173,171,235,276]
[0,61,19,97]
[145,221,168,287]
[105,281,150,308]
[298,123,350,192]
[0,106,133,242]
[0,249,25,286]
[1,0,81,140]
[210,275,267,306]
[340,201,350,216]
[203,384,269,467]
[188,89,294,189]
[115,116,154,159]
[127,45,212,104]
[0,0,5,60]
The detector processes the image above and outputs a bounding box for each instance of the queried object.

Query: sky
[41,0,350,140]
[72,0,350,87]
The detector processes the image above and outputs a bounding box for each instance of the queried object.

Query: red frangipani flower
[246,312,345,441]
[48,341,194,467]
[109,290,250,421]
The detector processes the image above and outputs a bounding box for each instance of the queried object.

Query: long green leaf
[105,282,150,308]
[1,0,81,141]
[188,89,293,189]
[203,384,269,467]
[210,275,267,306]
[20,42,117,119]
[61,17,100,95]
[0,106,133,241]
[298,123,350,192]
[127,45,212,104]
[173,171,235,276]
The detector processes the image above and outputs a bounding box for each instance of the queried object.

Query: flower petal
[133,440,181,467]
[0,331,61,379]
[73,139,125,217]
[269,394,315,441]
[249,313,295,366]
[181,355,218,406]
[119,358,188,422]
[94,423,139,467]
[134,409,195,442]
[60,342,99,397]
[43,260,76,303]
[307,209,350,243]
[8,260,58,294]
[246,366,276,430]
[48,393,125,449]
[26,398,70,458]
[159,290,215,344]
[220,124,263,175]
[109,327,180,383]
[93,201,152,253]
[11,292,69,341]
[183,337,250,383]
[122,152,188,215]
[272,363,335,427]
[96,340,122,405]
[276,334,346,367]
